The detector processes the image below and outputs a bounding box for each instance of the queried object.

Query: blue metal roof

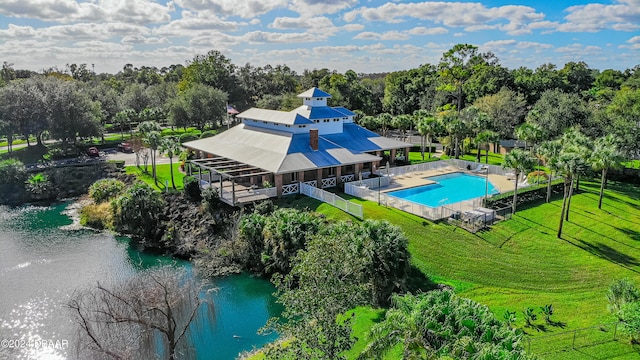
[292,113,314,125]
[333,107,356,116]
[287,133,342,167]
[297,87,332,98]
[322,123,383,152]
[307,106,348,120]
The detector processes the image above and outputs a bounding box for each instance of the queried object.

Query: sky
[0,0,639,75]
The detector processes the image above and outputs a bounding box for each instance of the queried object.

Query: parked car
[117,142,132,152]
[87,147,100,157]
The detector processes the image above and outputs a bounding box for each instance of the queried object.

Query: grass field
[125,163,185,191]
[277,179,640,359]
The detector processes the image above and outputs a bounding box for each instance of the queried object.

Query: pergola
[188,157,274,206]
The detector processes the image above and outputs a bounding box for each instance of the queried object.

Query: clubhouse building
[184,88,412,206]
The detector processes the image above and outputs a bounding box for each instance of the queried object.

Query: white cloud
[174,0,287,18]
[269,16,336,32]
[619,35,640,49]
[0,0,171,24]
[353,30,409,41]
[341,23,365,32]
[546,1,640,33]
[407,26,448,35]
[344,2,544,35]
[289,0,359,16]
[155,11,241,37]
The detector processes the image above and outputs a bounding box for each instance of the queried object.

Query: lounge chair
[471,164,484,173]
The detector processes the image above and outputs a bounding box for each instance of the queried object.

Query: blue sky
[0,0,638,74]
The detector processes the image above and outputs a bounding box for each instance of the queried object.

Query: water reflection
[0,203,280,359]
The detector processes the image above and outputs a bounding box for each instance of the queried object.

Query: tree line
[0,45,638,160]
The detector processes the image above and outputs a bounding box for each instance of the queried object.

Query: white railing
[282,183,299,195]
[340,174,354,183]
[348,176,391,190]
[302,180,317,188]
[300,182,363,219]
[321,177,337,188]
[252,187,277,197]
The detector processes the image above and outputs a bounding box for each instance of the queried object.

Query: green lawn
[125,163,185,191]
[279,180,640,359]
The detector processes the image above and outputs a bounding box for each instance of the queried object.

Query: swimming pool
[387,172,499,207]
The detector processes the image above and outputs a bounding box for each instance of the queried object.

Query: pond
[0,202,281,359]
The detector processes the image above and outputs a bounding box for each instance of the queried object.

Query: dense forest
[1,43,638,162]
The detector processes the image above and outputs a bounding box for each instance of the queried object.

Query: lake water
[0,202,281,359]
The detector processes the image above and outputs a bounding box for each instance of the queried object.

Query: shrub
[261,208,322,275]
[80,202,113,230]
[527,170,548,183]
[89,178,126,203]
[179,133,199,144]
[253,199,274,215]
[619,302,640,343]
[607,279,640,315]
[0,159,26,182]
[111,182,164,240]
[183,176,201,200]
[360,291,529,359]
[201,187,220,213]
[200,130,218,139]
[25,173,52,195]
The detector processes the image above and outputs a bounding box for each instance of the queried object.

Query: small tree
[523,307,538,327]
[159,136,181,190]
[359,291,529,359]
[541,304,554,324]
[88,178,125,203]
[111,182,164,240]
[25,173,53,198]
[607,279,640,316]
[502,148,535,214]
[416,115,441,160]
[591,135,624,209]
[476,130,499,164]
[68,266,212,360]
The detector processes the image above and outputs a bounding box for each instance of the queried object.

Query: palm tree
[502,148,535,215]
[440,110,466,158]
[460,106,490,162]
[160,136,182,190]
[516,122,544,183]
[377,113,393,137]
[559,128,591,222]
[392,114,413,141]
[138,121,162,182]
[591,135,624,209]
[556,128,590,237]
[416,115,440,160]
[538,140,562,203]
[476,130,499,164]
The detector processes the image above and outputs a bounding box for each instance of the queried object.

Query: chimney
[310,129,319,151]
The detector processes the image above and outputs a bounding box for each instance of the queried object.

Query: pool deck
[380,166,517,194]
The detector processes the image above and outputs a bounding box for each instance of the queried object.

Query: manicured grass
[280,180,640,358]
[125,163,185,191]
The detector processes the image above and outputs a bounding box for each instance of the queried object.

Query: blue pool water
[388,172,499,207]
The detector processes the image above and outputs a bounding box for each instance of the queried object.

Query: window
[305,98,310,100]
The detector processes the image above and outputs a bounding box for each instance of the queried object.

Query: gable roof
[238,107,314,125]
[297,87,332,98]
[292,105,347,120]
[333,107,356,117]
